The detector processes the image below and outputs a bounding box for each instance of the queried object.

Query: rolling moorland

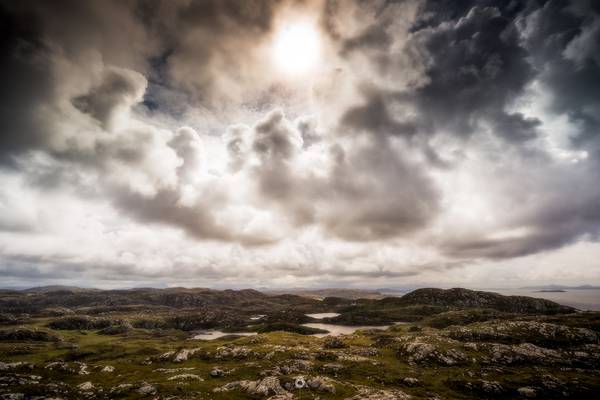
[0,287,599,399]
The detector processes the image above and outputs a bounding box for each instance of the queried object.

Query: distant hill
[521,284,600,290]
[22,285,100,293]
[263,288,384,300]
[0,287,328,314]
[0,286,575,316]
[398,288,575,314]
[376,288,415,296]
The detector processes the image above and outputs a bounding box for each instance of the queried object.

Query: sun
[272,20,321,76]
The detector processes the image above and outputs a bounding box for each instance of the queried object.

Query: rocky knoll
[0,328,59,342]
[447,320,598,347]
[398,288,574,314]
[325,288,574,326]
[48,316,117,330]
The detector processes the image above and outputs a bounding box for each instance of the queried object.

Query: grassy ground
[1,312,600,399]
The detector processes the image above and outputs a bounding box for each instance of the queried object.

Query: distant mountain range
[520,284,600,290]
[21,285,101,293]
[0,286,576,316]
[262,288,385,299]
[1,284,597,299]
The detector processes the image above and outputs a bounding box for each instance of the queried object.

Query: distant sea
[490,288,600,311]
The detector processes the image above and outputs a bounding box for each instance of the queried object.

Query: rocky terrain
[0,287,598,399]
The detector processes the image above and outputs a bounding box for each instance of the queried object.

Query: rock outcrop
[400,288,574,314]
[214,376,288,396]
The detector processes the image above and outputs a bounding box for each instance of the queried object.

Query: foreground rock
[345,385,411,399]
[77,381,94,391]
[167,373,203,381]
[397,339,467,366]
[214,376,288,396]
[0,362,33,371]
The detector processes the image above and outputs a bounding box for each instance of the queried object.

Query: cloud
[327,0,600,261]
[341,89,418,139]
[72,67,147,131]
[0,0,155,161]
[0,0,600,287]
[517,0,600,157]
[220,108,440,241]
[403,4,538,143]
[168,127,204,183]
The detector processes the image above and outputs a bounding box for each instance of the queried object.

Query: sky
[0,0,599,290]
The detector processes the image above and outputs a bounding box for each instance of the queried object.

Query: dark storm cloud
[341,89,418,139]
[0,2,57,160]
[72,67,147,131]
[331,0,600,259]
[340,2,540,143]
[435,0,600,260]
[516,0,600,156]
[0,0,153,162]
[441,2,600,259]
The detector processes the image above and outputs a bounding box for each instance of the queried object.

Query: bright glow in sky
[272,20,321,76]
